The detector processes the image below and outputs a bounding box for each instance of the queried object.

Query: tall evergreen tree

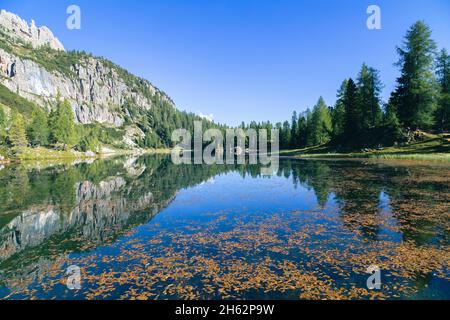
[49,98,76,149]
[436,48,450,131]
[281,121,291,149]
[393,21,438,129]
[384,94,404,142]
[9,112,28,148]
[357,64,383,129]
[343,78,361,139]
[384,95,401,127]
[310,97,332,145]
[332,80,348,139]
[0,106,7,144]
[297,113,308,148]
[291,111,298,147]
[27,108,49,146]
[305,109,314,147]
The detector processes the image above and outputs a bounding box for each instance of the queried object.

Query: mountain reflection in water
[0,155,448,300]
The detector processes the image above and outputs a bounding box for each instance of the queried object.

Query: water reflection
[0,155,448,299]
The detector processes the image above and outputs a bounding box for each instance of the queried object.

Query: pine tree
[343,79,361,140]
[385,96,401,128]
[49,98,76,149]
[310,97,332,145]
[9,112,28,148]
[27,108,49,146]
[383,95,405,144]
[297,113,308,148]
[305,109,314,147]
[281,121,291,149]
[291,111,298,147]
[357,64,383,129]
[436,48,450,131]
[0,106,7,144]
[393,21,438,129]
[332,80,348,140]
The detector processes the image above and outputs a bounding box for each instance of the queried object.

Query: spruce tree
[291,111,298,147]
[393,21,438,129]
[9,112,28,148]
[27,108,49,146]
[332,80,348,140]
[297,113,308,148]
[50,98,76,149]
[357,64,383,129]
[281,121,291,149]
[311,97,332,145]
[305,109,314,147]
[436,48,450,131]
[0,106,7,144]
[384,95,404,142]
[343,79,361,140]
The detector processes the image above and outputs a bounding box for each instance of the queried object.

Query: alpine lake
[0,155,448,300]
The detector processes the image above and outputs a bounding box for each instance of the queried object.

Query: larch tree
[393,21,438,130]
[357,64,383,129]
[50,98,76,149]
[27,108,49,146]
[290,111,298,147]
[343,78,361,140]
[311,97,332,145]
[436,48,450,131]
[332,79,348,140]
[9,112,28,148]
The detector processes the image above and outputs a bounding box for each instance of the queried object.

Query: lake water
[0,155,448,300]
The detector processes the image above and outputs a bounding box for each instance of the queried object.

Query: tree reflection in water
[0,156,448,299]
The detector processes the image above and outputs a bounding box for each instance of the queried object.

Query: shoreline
[279,152,450,162]
[279,137,450,163]
[0,147,172,165]
[1,147,449,164]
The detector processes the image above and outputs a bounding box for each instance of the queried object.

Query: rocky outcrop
[0,10,175,129]
[0,175,168,261]
[0,10,64,51]
[0,47,156,126]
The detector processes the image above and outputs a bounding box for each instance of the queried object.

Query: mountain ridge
[0,10,175,125]
[0,9,65,51]
[0,10,205,150]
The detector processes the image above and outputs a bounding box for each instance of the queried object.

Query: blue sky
[2,0,450,126]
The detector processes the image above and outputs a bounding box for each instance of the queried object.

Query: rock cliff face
[0,10,65,51]
[0,10,175,127]
[0,166,171,261]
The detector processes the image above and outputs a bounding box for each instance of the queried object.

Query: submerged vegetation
[0,156,448,299]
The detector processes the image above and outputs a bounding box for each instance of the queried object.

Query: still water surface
[0,155,448,299]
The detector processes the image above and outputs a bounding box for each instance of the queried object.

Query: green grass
[0,84,41,117]
[12,147,96,161]
[365,153,450,161]
[1,146,172,162]
[0,30,89,79]
[280,134,450,162]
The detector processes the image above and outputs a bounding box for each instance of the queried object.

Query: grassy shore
[280,135,450,162]
[0,146,172,163]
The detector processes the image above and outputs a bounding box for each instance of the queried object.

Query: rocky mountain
[0,10,197,148]
[0,10,64,51]
[0,155,233,291]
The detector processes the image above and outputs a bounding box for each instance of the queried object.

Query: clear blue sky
[2,0,450,126]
